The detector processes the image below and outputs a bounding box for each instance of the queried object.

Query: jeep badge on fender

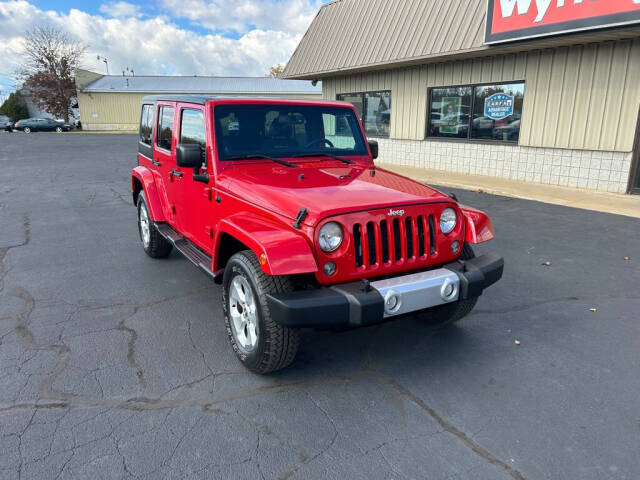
[132,96,504,374]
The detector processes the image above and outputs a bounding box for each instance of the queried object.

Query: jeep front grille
[353,214,435,268]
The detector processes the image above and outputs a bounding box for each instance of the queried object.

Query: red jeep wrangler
[132,96,503,373]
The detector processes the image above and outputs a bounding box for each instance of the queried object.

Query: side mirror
[176,143,203,169]
[177,143,209,184]
[368,139,378,160]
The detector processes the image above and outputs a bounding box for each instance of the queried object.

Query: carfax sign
[485,0,640,44]
[484,93,514,120]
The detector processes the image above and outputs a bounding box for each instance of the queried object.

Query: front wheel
[414,243,478,326]
[137,192,172,258]
[23,127,31,134]
[222,250,299,374]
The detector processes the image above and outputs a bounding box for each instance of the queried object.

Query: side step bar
[155,223,217,281]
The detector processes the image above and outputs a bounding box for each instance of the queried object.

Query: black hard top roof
[141,95,211,105]
[140,95,337,106]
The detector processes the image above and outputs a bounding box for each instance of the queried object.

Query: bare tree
[267,64,285,78]
[19,26,86,123]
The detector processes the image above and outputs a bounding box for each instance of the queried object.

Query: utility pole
[97,55,109,75]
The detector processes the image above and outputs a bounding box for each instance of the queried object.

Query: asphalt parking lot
[0,132,639,480]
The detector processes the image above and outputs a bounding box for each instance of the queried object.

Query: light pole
[97,55,109,75]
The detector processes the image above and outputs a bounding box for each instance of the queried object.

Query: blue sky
[0,0,328,98]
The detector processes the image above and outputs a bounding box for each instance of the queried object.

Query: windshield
[214,104,368,161]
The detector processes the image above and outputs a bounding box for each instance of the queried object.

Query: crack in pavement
[372,372,527,480]
[276,391,341,480]
[117,309,147,391]
[0,215,31,292]
[474,295,640,315]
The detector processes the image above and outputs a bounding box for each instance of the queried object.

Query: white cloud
[99,1,142,18]
[0,0,318,88]
[160,0,323,34]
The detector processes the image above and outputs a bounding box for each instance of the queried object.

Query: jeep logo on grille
[387,209,405,217]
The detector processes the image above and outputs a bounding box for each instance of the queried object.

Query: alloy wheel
[139,203,151,248]
[229,276,259,353]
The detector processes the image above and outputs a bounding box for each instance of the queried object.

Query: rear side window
[157,106,174,151]
[180,109,205,148]
[139,104,154,145]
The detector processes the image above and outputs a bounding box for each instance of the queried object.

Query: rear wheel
[415,243,478,326]
[222,250,299,374]
[55,126,63,133]
[137,192,172,258]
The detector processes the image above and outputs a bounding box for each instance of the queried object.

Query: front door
[629,106,640,195]
[152,102,180,226]
[174,104,213,251]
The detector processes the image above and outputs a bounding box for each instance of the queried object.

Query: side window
[179,109,205,148]
[156,105,175,151]
[139,104,154,145]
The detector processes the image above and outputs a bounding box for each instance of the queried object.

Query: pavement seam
[374,373,527,480]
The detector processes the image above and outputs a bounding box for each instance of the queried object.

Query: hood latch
[292,207,308,229]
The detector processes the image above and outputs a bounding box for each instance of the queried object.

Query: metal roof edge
[282,24,640,79]
[82,89,322,94]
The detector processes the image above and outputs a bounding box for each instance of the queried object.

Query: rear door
[174,104,212,251]
[152,102,180,227]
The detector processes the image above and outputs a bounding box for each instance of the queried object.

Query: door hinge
[205,226,214,239]
[203,187,213,201]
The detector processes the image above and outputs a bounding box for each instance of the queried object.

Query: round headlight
[440,208,457,234]
[318,222,343,253]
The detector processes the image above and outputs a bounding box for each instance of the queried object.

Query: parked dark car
[0,115,11,132]
[13,118,71,133]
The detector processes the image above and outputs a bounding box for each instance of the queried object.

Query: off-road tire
[222,250,299,374]
[137,192,172,259]
[415,243,478,326]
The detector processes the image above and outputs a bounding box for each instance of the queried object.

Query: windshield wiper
[225,154,297,168]
[292,152,355,165]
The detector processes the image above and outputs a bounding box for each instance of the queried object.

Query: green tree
[0,91,29,121]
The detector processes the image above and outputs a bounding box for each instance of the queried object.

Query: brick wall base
[375,139,633,194]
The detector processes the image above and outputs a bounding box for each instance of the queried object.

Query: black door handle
[170,169,183,178]
[152,159,162,167]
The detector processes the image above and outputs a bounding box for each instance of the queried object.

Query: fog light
[323,262,337,276]
[451,241,460,254]
[383,290,402,315]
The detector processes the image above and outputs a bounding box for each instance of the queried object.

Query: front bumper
[266,254,504,328]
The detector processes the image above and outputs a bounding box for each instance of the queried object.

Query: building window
[156,105,174,151]
[427,82,525,143]
[337,90,391,138]
[139,104,154,145]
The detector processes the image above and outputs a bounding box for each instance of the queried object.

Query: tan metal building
[75,69,322,132]
[284,0,640,194]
